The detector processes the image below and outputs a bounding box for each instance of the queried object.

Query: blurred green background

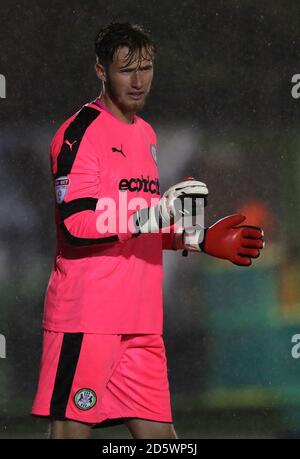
[1,0,300,438]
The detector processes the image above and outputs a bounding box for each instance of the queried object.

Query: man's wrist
[183,225,206,253]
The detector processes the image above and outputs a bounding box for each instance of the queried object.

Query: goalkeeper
[32,22,264,439]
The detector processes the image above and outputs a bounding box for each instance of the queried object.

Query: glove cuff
[183,225,206,253]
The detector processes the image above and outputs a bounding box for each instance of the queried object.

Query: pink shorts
[31,330,173,426]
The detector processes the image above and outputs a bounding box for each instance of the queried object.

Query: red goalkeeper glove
[183,214,264,266]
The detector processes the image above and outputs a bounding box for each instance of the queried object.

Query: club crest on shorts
[74,388,97,410]
[55,176,69,204]
[150,143,157,164]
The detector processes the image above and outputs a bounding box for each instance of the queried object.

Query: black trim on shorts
[50,333,84,419]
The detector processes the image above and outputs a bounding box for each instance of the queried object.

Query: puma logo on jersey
[64,139,77,151]
[112,145,126,157]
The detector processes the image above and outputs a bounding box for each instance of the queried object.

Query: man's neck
[99,94,135,124]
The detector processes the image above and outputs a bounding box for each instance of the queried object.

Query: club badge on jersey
[55,176,70,204]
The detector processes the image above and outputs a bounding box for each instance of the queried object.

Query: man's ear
[95,62,106,83]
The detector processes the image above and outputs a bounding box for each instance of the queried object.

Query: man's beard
[106,79,148,113]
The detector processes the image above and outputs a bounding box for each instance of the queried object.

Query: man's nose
[131,70,143,88]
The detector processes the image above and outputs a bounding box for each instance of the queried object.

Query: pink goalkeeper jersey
[43,99,175,334]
